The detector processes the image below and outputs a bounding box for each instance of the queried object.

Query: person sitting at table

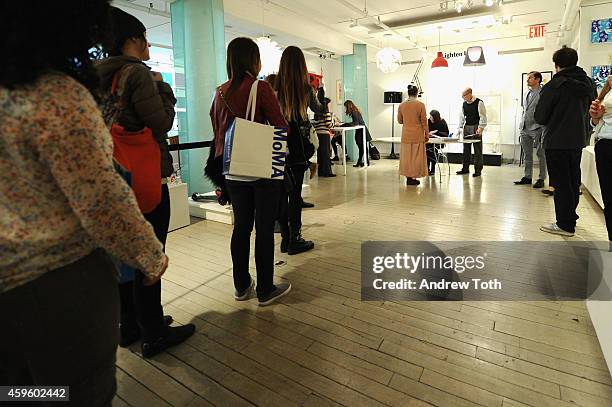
[426,110,449,176]
[398,85,429,185]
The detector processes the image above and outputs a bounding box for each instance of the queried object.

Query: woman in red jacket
[210,38,291,306]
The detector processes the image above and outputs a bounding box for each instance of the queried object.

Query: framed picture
[521,71,553,106]
[336,80,343,105]
[591,18,612,44]
[592,65,612,91]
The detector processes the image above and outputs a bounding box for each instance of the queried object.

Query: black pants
[0,249,118,407]
[461,125,483,173]
[426,144,441,173]
[331,134,342,158]
[596,140,612,241]
[317,133,333,176]
[355,129,370,165]
[119,184,169,340]
[546,149,582,233]
[279,167,306,237]
[226,179,282,297]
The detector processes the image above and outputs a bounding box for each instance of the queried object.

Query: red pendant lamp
[431,28,449,69]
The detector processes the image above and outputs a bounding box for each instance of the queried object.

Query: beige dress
[397,98,428,178]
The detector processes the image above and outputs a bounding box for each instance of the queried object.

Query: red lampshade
[431,51,449,68]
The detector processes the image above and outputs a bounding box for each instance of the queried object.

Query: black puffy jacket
[534,66,597,150]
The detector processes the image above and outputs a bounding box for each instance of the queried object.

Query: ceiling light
[484,0,494,6]
[431,28,448,69]
[464,46,486,66]
[255,36,282,76]
[376,47,402,73]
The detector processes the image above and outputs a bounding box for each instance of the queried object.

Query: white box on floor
[168,182,190,231]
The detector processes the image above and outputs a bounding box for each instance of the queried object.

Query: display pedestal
[581,146,603,209]
[168,183,190,231]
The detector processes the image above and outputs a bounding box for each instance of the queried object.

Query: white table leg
[342,130,347,176]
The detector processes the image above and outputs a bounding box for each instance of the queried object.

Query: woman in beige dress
[398,85,429,185]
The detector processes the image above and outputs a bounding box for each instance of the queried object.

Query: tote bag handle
[245,80,259,121]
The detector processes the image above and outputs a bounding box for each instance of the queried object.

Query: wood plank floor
[114,160,612,407]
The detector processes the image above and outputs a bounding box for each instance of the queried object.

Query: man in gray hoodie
[535,47,597,236]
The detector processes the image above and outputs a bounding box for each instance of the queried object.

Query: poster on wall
[591,18,612,43]
[521,71,553,106]
[336,80,343,105]
[592,65,612,91]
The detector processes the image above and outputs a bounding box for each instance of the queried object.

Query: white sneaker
[540,223,574,237]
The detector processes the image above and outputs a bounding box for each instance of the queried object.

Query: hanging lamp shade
[255,36,282,76]
[463,46,486,66]
[431,51,449,68]
[376,47,402,73]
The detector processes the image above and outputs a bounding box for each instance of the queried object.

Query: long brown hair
[226,37,260,97]
[344,100,360,116]
[276,46,310,122]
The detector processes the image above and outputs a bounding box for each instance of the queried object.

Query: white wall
[367,36,558,160]
[579,1,612,93]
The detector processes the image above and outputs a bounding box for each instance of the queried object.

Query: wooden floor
[114,160,612,407]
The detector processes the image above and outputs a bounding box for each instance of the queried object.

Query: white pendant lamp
[255,0,281,76]
[376,47,402,73]
[255,36,281,76]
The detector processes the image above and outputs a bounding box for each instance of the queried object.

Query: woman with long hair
[398,85,429,185]
[275,46,325,255]
[210,37,291,305]
[426,110,449,175]
[0,1,167,404]
[97,7,194,359]
[342,100,372,167]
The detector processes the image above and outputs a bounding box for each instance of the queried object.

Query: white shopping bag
[222,80,288,180]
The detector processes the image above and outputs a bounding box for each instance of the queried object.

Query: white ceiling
[114,0,572,60]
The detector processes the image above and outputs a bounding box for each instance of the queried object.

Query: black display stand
[389,104,398,159]
[384,91,403,160]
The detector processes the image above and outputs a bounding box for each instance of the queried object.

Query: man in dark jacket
[535,47,597,236]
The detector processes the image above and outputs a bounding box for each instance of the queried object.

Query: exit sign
[529,24,546,38]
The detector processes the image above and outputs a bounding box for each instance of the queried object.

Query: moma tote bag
[223,80,288,179]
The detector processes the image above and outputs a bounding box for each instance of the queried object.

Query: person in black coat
[426,110,449,175]
[342,100,372,167]
[534,46,597,236]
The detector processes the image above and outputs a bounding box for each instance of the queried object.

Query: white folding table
[331,125,367,176]
[373,136,481,182]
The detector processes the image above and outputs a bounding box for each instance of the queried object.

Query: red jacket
[210,75,288,158]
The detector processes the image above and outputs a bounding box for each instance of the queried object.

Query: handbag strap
[218,79,258,121]
[245,80,258,121]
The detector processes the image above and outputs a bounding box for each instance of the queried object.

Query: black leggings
[596,139,612,241]
[278,167,306,237]
[355,129,370,164]
[227,179,282,297]
[119,184,170,340]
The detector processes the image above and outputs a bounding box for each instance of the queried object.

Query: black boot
[141,323,196,358]
[288,229,314,255]
[120,315,174,348]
